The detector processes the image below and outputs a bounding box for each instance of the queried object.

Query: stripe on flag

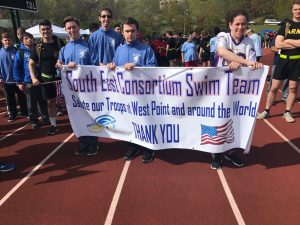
[201,119,234,145]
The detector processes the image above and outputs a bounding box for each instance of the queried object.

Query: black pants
[4,83,27,117]
[78,136,98,148]
[25,84,48,123]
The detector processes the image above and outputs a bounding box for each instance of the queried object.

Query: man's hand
[32,77,40,86]
[107,63,116,70]
[18,83,26,91]
[67,62,77,69]
[124,63,135,70]
[55,60,63,69]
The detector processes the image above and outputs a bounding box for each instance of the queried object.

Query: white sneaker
[283,112,295,123]
[256,111,270,120]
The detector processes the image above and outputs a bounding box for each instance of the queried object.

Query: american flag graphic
[201,120,234,145]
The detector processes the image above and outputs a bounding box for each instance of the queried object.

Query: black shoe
[224,153,245,167]
[86,145,99,156]
[17,111,28,118]
[7,115,16,122]
[75,145,88,156]
[124,147,139,161]
[47,126,59,135]
[42,117,50,125]
[211,154,222,170]
[142,150,155,163]
[31,123,39,129]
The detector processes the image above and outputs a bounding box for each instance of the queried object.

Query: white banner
[61,65,268,153]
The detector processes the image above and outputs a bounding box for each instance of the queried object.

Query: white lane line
[0,111,7,115]
[104,160,131,225]
[217,169,246,225]
[0,98,5,101]
[0,123,29,142]
[263,119,300,154]
[0,133,74,207]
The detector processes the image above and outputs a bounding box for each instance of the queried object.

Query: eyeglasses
[101,15,112,19]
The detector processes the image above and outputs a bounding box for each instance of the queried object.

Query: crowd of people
[1,0,300,172]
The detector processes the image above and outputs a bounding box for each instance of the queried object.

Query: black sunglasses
[101,15,112,19]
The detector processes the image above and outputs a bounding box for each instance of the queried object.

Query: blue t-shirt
[59,38,91,65]
[88,28,122,65]
[113,40,157,67]
[209,37,217,53]
[181,41,197,62]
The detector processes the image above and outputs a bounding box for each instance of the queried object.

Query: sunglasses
[101,15,112,19]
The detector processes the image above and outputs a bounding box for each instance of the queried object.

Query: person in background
[199,30,211,67]
[266,33,289,104]
[14,32,49,129]
[257,0,300,123]
[166,31,177,67]
[114,24,122,33]
[211,9,262,170]
[88,7,122,66]
[0,32,28,122]
[209,27,220,67]
[108,17,157,163]
[29,19,61,135]
[246,29,262,61]
[181,33,197,67]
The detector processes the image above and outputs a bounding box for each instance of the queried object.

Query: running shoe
[256,111,270,120]
[283,112,295,123]
[224,153,245,167]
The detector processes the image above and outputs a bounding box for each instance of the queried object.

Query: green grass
[248,24,281,33]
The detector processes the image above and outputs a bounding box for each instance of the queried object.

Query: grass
[248,24,281,33]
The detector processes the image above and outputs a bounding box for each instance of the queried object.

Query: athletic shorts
[40,77,57,100]
[167,49,177,60]
[273,58,300,81]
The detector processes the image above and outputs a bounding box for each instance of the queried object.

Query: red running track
[0,48,300,225]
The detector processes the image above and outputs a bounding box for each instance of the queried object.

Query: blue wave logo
[95,115,116,128]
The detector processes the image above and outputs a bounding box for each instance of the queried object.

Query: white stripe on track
[217,169,246,225]
[104,161,131,225]
[0,98,5,101]
[0,133,74,207]
[263,119,300,154]
[0,123,29,142]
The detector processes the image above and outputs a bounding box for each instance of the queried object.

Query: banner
[61,65,268,153]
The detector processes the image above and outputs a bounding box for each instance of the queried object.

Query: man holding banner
[108,17,157,163]
[56,16,99,156]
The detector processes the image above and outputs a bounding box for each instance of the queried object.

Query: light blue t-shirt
[209,37,217,53]
[181,41,196,62]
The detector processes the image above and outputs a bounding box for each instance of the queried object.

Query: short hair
[1,32,12,39]
[114,24,121,29]
[166,31,173,36]
[21,32,33,41]
[293,0,300,5]
[226,9,249,27]
[39,19,52,28]
[122,17,139,31]
[89,22,99,32]
[99,7,113,17]
[17,27,26,35]
[63,16,80,27]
